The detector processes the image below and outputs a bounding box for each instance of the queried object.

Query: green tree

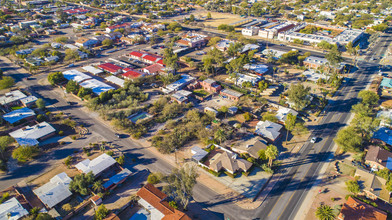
[54,36,69,43]
[345,180,360,194]
[208,37,221,46]
[36,98,45,109]
[351,103,372,117]
[325,47,343,72]
[12,145,39,162]
[262,112,278,123]
[0,136,14,159]
[219,106,229,118]
[163,47,179,71]
[77,87,93,98]
[64,49,80,62]
[47,72,65,85]
[102,39,114,47]
[0,76,14,90]
[265,145,278,167]
[207,12,212,19]
[334,126,363,152]
[243,112,252,121]
[94,205,109,220]
[66,80,80,94]
[69,172,94,195]
[92,180,103,193]
[258,149,267,160]
[258,80,269,92]
[147,172,161,184]
[163,163,199,209]
[35,213,54,220]
[351,115,380,139]
[287,83,311,110]
[315,204,335,220]
[214,129,227,145]
[358,90,379,106]
[189,14,195,22]
[285,113,296,142]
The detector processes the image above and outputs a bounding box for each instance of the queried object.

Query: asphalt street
[252,31,391,220]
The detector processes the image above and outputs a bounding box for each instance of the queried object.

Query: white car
[310,137,317,143]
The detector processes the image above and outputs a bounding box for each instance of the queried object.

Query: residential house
[171,90,192,104]
[338,196,387,220]
[200,79,222,93]
[64,8,89,15]
[355,169,390,202]
[255,120,283,143]
[0,197,29,220]
[365,145,392,171]
[220,89,243,101]
[9,121,55,146]
[63,69,92,83]
[142,63,164,75]
[105,23,129,33]
[25,57,42,66]
[241,44,260,53]
[98,63,123,75]
[44,55,59,63]
[129,51,145,60]
[215,39,235,52]
[231,134,268,158]
[79,79,115,95]
[75,153,117,177]
[141,54,162,65]
[0,90,27,107]
[105,75,125,88]
[204,107,218,116]
[19,20,38,29]
[2,107,36,125]
[136,183,191,220]
[33,172,72,209]
[276,107,298,123]
[122,69,145,80]
[208,148,252,174]
[20,95,38,108]
[191,146,208,162]
[372,127,392,146]
[244,64,269,76]
[75,37,98,48]
[164,74,196,93]
[102,168,132,191]
[380,77,392,93]
[176,32,208,48]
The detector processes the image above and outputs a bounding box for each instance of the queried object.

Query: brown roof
[75,37,89,44]
[209,151,252,173]
[365,145,392,168]
[104,213,120,220]
[137,184,191,220]
[338,196,387,220]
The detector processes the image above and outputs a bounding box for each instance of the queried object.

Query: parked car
[310,137,317,143]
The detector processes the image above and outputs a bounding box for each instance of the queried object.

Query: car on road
[310,137,317,143]
[115,133,121,138]
[279,44,284,46]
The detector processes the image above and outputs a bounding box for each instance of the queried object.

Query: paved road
[0,58,226,220]
[252,31,391,220]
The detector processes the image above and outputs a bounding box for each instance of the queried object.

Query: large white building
[242,26,259,36]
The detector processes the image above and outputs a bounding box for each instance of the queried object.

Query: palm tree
[214,129,227,145]
[265,145,279,167]
[92,180,103,193]
[315,204,335,220]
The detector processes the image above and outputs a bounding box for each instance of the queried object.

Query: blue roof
[103,168,132,189]
[387,157,392,170]
[380,78,392,89]
[15,137,39,146]
[2,107,36,124]
[372,127,392,146]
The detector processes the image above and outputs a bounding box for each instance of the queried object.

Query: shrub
[147,173,160,184]
[0,192,10,204]
[116,154,124,165]
[71,135,77,140]
[169,201,178,209]
[12,146,39,162]
[106,151,114,156]
[58,130,64,136]
[64,156,73,167]
[331,197,336,201]
[62,203,72,212]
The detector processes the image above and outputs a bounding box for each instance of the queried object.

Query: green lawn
[11,106,23,110]
[338,163,356,176]
[193,89,209,97]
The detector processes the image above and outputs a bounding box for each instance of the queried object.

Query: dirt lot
[28,164,80,188]
[193,11,245,28]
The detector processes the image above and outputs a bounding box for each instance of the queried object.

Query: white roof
[19,95,38,105]
[165,74,195,92]
[0,197,28,220]
[2,107,36,124]
[205,107,218,114]
[276,107,298,122]
[82,65,103,75]
[33,172,72,208]
[75,153,116,176]
[79,79,115,95]
[9,122,56,146]
[63,69,92,83]
[191,146,208,162]
[105,75,125,87]
[255,120,283,141]
[0,90,27,105]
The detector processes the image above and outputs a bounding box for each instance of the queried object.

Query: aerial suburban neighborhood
[0,0,391,219]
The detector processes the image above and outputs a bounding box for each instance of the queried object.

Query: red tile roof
[137,184,191,220]
[64,8,89,14]
[339,197,387,220]
[98,63,123,73]
[122,69,143,79]
[107,23,129,30]
[143,63,163,74]
[157,59,164,66]
[143,54,160,62]
[129,51,144,58]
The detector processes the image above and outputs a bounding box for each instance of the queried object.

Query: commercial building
[63,69,92,83]
[242,26,259,36]
[200,79,222,93]
[9,121,56,146]
[303,56,346,72]
[98,63,123,75]
[105,75,125,87]
[258,22,296,39]
[176,32,209,48]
